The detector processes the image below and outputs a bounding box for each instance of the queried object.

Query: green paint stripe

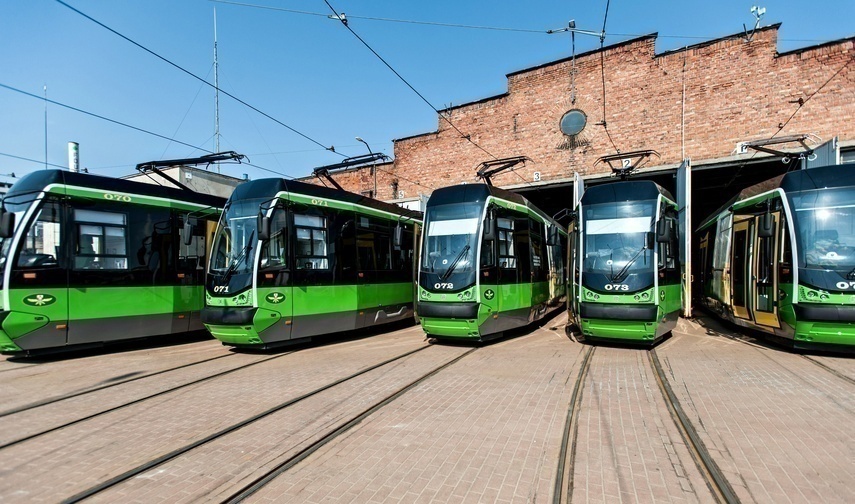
[45,184,219,212]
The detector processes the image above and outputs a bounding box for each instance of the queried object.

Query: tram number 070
[604,284,629,291]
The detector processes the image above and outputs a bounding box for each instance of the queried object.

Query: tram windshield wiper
[222,231,255,281]
[611,246,647,283]
[440,245,470,281]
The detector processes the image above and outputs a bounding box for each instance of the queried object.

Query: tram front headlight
[585,290,594,299]
[641,291,650,300]
[807,290,817,299]
[820,293,830,301]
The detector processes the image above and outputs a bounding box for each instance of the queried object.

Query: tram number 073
[604,284,629,291]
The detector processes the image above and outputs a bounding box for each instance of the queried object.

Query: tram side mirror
[182,215,195,246]
[656,219,673,243]
[257,212,271,241]
[758,212,774,238]
[483,210,496,242]
[0,208,14,238]
[393,224,403,250]
[646,232,655,249]
[546,226,558,246]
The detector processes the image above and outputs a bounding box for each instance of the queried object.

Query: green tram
[567,180,681,344]
[201,178,421,349]
[696,163,855,351]
[417,184,567,341]
[0,170,223,354]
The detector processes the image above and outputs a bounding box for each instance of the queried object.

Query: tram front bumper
[202,306,282,347]
[578,302,659,342]
[417,301,484,339]
[793,304,855,348]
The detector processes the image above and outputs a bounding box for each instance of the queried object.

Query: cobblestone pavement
[1,312,854,503]
[0,325,427,502]
[658,315,855,503]
[572,345,713,504]
[244,313,581,504]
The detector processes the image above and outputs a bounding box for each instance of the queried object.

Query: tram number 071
[604,284,629,291]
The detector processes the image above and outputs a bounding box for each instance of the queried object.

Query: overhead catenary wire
[322,0,544,192]
[209,0,840,45]
[725,53,854,187]
[53,0,343,158]
[1,83,212,154]
[0,85,294,179]
[322,0,499,162]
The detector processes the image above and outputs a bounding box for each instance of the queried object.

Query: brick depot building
[310,24,854,223]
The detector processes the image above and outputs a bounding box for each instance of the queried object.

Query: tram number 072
[604,284,629,291]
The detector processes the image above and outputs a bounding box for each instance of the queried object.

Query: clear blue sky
[1,0,852,182]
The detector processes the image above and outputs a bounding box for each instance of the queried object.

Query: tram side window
[259,209,288,270]
[295,214,328,269]
[658,217,677,270]
[17,201,62,268]
[74,209,128,270]
[497,218,517,269]
[530,219,548,282]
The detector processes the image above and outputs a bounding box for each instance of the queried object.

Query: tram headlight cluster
[457,290,473,300]
[800,286,831,302]
[584,290,600,300]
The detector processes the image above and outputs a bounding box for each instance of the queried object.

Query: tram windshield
[421,202,481,277]
[790,187,855,270]
[0,199,37,272]
[582,199,656,278]
[209,198,263,288]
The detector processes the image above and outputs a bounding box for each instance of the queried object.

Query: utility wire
[209,1,839,44]
[0,152,65,170]
[1,82,211,153]
[373,164,434,192]
[53,0,343,157]
[322,0,499,162]
[774,54,854,136]
[724,55,853,187]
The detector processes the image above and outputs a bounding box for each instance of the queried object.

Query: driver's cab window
[260,208,288,270]
[17,200,62,269]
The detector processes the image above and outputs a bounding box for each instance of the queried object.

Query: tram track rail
[0,352,292,450]
[0,352,236,417]
[60,343,447,504]
[221,347,477,503]
[702,322,855,387]
[552,346,595,504]
[799,354,855,386]
[648,348,739,504]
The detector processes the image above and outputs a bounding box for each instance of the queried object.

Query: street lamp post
[355,136,376,198]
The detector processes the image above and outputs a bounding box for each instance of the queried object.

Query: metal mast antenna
[214,7,221,171]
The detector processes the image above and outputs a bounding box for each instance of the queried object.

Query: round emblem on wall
[559,109,587,136]
[23,294,56,307]
[265,292,286,304]
[484,289,495,300]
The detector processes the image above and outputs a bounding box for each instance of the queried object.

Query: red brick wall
[331,25,854,199]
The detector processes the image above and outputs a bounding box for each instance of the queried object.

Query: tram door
[731,219,752,320]
[752,212,781,328]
